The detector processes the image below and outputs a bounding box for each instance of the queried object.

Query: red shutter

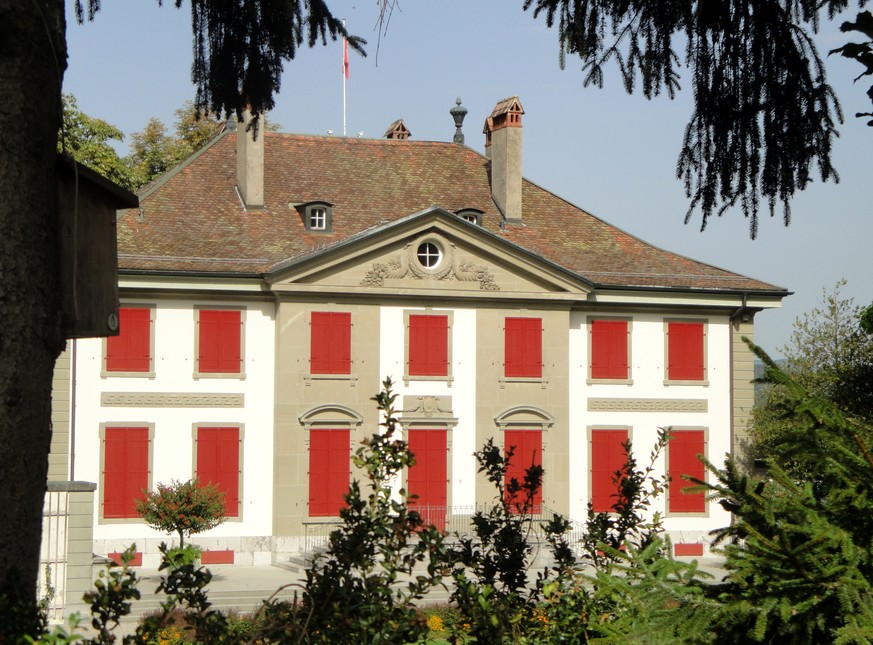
[667,322,704,381]
[591,320,628,380]
[590,429,628,512]
[407,429,447,529]
[310,312,351,374]
[309,430,350,516]
[504,430,543,513]
[199,310,241,373]
[106,307,151,372]
[668,431,706,512]
[505,318,542,378]
[196,427,240,517]
[103,427,149,519]
[408,315,448,376]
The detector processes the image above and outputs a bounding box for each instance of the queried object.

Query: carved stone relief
[360,235,499,290]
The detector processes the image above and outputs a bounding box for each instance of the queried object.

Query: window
[456,209,483,225]
[303,202,333,232]
[102,426,151,519]
[407,314,449,377]
[504,317,542,378]
[589,318,629,381]
[197,309,243,375]
[666,321,706,382]
[667,430,706,513]
[196,426,241,518]
[309,429,350,516]
[416,242,442,269]
[309,207,327,230]
[504,429,542,513]
[105,306,153,374]
[310,312,351,375]
[590,429,629,512]
[407,429,447,529]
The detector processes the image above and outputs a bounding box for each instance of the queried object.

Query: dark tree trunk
[0,0,67,634]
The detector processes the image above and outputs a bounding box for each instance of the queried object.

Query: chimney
[237,109,264,209]
[487,96,524,224]
[384,119,411,140]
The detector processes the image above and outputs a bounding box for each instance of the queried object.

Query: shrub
[136,478,226,548]
[297,378,446,644]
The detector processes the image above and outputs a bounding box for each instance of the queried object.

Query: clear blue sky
[62,1,872,356]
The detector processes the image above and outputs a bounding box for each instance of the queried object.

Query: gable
[267,209,590,300]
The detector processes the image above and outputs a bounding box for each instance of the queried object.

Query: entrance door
[407,429,447,529]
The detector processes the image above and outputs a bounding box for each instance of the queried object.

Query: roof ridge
[134,126,233,202]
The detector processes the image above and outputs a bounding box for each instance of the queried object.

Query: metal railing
[39,489,69,623]
[302,503,587,556]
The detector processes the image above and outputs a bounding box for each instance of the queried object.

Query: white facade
[72,297,276,567]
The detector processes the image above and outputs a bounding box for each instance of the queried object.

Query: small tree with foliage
[58,94,136,191]
[298,379,445,644]
[136,479,226,549]
[751,281,873,479]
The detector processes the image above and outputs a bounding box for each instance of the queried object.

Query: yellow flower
[426,613,445,633]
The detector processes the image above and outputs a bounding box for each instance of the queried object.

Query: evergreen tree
[750,281,873,479]
[704,343,873,643]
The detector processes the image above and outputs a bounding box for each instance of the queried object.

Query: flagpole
[342,19,347,137]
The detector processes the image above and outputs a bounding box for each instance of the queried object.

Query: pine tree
[704,342,873,643]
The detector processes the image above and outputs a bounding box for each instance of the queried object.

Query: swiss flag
[343,38,349,80]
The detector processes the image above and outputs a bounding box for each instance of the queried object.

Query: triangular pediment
[267,207,591,300]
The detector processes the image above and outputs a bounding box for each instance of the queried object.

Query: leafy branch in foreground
[699,339,873,643]
[831,10,873,126]
[523,0,851,238]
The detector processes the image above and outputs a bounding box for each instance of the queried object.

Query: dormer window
[301,201,333,232]
[456,208,483,226]
[309,207,327,230]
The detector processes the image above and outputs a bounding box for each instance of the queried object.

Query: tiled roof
[117,131,784,293]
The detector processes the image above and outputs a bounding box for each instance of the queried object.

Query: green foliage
[126,102,222,189]
[751,281,873,478]
[582,430,669,568]
[547,540,715,644]
[703,341,873,643]
[522,0,851,238]
[136,543,230,644]
[84,545,142,643]
[166,544,202,571]
[861,303,873,334]
[447,437,548,642]
[58,94,135,191]
[126,101,283,189]
[136,478,226,549]
[20,379,730,643]
[831,11,873,126]
[299,377,445,644]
